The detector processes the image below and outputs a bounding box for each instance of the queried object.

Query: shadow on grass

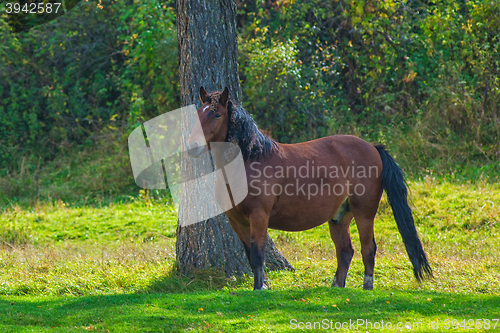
[144,265,251,295]
[0,287,499,332]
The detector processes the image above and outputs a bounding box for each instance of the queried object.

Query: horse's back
[328,135,382,165]
[279,134,382,169]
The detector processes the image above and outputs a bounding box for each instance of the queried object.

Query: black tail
[375,145,433,282]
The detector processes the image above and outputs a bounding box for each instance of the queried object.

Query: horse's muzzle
[186,141,204,157]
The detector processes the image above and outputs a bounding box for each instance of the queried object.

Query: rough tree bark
[175,0,293,277]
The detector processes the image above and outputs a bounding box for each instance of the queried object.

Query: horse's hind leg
[350,198,380,290]
[328,200,354,288]
[355,217,377,290]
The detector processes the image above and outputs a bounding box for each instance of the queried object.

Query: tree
[175,0,293,277]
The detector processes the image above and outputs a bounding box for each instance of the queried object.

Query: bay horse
[187,86,432,290]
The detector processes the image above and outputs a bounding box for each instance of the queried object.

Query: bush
[0,0,179,170]
[237,0,500,176]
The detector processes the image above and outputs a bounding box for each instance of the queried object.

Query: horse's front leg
[249,209,269,290]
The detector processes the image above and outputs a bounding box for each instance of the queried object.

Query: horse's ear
[220,87,229,107]
[199,86,208,103]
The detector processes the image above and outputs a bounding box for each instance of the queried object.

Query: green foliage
[241,37,313,142]
[1,0,499,206]
[117,0,178,129]
[4,0,82,33]
[0,0,178,170]
[238,0,500,176]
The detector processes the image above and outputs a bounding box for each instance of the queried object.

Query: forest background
[1,0,499,205]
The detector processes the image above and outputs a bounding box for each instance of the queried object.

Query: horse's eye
[214,113,221,119]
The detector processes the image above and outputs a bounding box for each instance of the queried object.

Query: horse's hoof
[332,281,345,288]
[254,282,269,290]
[254,285,268,291]
[363,274,374,290]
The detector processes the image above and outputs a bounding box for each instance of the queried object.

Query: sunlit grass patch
[0,242,177,296]
[0,198,177,245]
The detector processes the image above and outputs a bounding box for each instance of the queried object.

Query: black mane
[205,90,279,161]
[227,100,280,161]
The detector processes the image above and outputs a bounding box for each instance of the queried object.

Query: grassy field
[0,179,499,332]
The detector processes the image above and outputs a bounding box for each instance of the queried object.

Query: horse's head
[187,86,231,157]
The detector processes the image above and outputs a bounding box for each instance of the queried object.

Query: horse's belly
[267,196,340,231]
[268,216,327,231]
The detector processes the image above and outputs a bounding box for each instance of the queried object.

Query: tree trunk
[175,0,293,277]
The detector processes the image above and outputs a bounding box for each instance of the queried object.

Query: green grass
[0,179,499,332]
[1,289,499,332]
